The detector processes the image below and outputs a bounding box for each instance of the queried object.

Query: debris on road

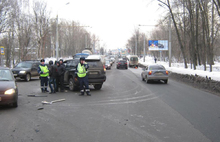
[37,107,44,110]
[28,95,47,97]
[42,99,66,105]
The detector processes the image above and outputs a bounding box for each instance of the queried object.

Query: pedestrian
[55,61,60,92]
[48,60,57,94]
[76,57,91,96]
[38,59,49,93]
[57,59,66,92]
[154,58,157,63]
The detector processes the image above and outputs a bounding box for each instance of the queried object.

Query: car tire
[12,101,18,108]
[164,79,168,84]
[25,73,31,82]
[69,78,76,91]
[94,84,102,90]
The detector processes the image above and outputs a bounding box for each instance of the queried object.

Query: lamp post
[56,2,70,60]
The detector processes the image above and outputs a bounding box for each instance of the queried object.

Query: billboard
[148,40,168,51]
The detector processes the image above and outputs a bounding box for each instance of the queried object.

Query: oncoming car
[141,64,169,84]
[0,67,18,107]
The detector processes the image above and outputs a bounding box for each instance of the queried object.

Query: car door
[31,63,39,76]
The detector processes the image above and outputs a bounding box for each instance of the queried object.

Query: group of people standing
[38,57,91,96]
[38,59,65,94]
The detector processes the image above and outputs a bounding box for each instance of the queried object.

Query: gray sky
[46,0,166,50]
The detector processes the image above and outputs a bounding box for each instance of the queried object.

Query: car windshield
[149,66,165,70]
[106,60,110,64]
[15,62,32,68]
[87,60,103,68]
[130,57,138,61]
[0,69,13,81]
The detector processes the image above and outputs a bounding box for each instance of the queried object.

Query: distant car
[0,67,18,107]
[73,53,89,59]
[116,60,128,69]
[127,55,139,68]
[12,60,41,81]
[105,60,111,70]
[141,65,169,84]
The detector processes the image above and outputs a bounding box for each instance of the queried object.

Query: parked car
[64,55,106,91]
[0,67,18,107]
[127,55,139,68]
[141,65,169,84]
[116,60,128,69]
[12,60,41,81]
[105,60,111,70]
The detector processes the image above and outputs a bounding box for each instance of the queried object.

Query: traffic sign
[0,46,4,55]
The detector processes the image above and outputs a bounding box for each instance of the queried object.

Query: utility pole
[143,34,145,62]
[169,16,172,67]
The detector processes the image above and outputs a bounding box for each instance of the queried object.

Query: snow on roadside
[139,56,220,82]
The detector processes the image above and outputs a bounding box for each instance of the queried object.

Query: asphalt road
[1,64,220,142]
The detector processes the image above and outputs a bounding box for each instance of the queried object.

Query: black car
[64,56,106,91]
[12,60,41,81]
[116,60,128,69]
[0,67,18,107]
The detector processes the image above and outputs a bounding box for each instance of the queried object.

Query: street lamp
[56,2,70,60]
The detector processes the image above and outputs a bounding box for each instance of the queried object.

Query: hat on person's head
[40,59,45,62]
[80,57,85,61]
[49,60,53,65]
[59,59,63,62]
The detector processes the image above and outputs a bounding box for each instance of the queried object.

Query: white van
[127,55,139,68]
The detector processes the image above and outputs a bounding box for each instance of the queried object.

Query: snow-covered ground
[139,56,220,82]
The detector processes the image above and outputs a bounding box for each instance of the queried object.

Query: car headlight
[19,71,26,74]
[4,89,16,95]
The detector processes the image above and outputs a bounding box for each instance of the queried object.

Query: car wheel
[94,84,102,90]
[25,73,31,82]
[12,102,18,108]
[164,79,168,84]
[69,78,76,91]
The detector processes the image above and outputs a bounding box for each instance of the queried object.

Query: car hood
[0,81,17,91]
[12,68,30,71]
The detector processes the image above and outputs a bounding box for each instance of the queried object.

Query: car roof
[86,55,101,61]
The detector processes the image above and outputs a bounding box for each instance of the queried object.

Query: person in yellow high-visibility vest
[76,57,91,96]
[38,59,49,93]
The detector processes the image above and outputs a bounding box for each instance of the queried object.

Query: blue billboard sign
[148,40,168,51]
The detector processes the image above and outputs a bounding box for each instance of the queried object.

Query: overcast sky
[46,0,166,50]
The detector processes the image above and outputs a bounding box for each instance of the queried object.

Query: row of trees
[126,0,220,72]
[0,0,98,67]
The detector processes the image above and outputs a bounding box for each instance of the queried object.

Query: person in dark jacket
[48,60,57,94]
[55,61,60,92]
[76,57,91,96]
[57,60,66,92]
[38,59,49,93]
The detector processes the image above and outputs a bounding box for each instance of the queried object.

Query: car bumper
[13,73,26,78]
[147,76,168,80]
[0,93,18,105]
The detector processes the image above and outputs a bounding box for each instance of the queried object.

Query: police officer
[76,57,91,96]
[48,60,57,94]
[38,59,49,93]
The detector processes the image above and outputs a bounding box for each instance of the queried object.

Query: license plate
[90,72,98,74]
[14,74,17,76]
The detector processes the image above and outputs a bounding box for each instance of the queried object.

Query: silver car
[141,65,169,84]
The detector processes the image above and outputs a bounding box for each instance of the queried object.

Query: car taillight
[103,65,106,69]
[166,71,169,75]
[125,62,127,64]
[148,71,152,75]
[118,62,121,64]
